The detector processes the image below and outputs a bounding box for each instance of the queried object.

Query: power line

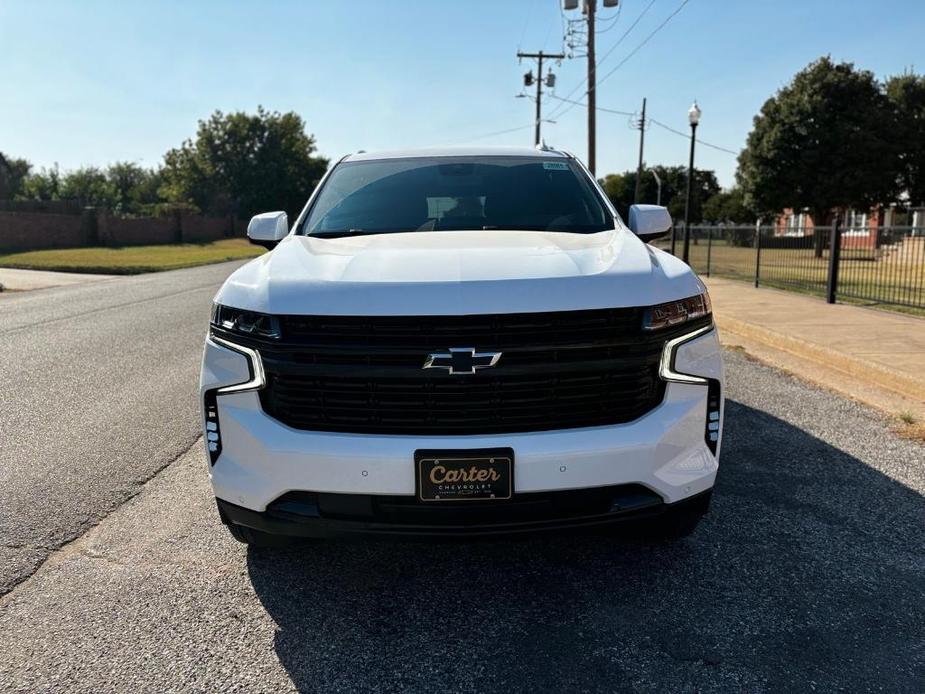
[549,94,633,117]
[549,95,740,156]
[446,122,538,146]
[594,3,624,33]
[594,0,691,90]
[594,2,624,27]
[516,0,539,50]
[648,118,740,155]
[548,0,657,121]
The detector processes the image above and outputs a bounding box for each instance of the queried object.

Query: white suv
[200,147,723,545]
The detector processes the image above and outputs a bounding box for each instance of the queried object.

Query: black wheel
[225,522,301,548]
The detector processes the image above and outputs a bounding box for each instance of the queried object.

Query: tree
[701,187,755,224]
[0,153,32,200]
[106,162,163,214]
[737,56,901,246]
[59,166,118,208]
[886,72,925,207]
[160,107,329,219]
[599,165,720,224]
[19,164,62,201]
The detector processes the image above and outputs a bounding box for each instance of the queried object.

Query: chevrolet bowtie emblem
[423,348,502,375]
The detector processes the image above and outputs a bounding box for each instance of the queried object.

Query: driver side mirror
[628,204,672,242]
[247,211,289,250]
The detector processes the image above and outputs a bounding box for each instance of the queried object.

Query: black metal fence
[655,224,925,313]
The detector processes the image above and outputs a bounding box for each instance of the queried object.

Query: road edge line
[0,436,205,602]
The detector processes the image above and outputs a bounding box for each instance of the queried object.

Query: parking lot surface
[1,349,922,693]
[0,262,238,594]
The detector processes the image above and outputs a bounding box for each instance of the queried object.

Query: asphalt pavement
[0,261,244,594]
[1,343,922,692]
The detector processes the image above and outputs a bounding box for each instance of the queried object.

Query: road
[0,262,237,594]
[1,265,923,692]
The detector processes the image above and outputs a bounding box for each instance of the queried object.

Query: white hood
[215,229,704,315]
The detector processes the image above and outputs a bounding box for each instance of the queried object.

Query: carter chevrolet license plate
[416,450,513,502]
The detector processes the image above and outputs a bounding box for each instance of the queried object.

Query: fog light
[204,390,222,465]
[704,380,721,454]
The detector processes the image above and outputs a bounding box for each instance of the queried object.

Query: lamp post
[682,101,701,264]
[649,167,662,206]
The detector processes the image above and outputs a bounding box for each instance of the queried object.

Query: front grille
[213,309,711,435]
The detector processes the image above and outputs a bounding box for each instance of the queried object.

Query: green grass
[0,238,264,274]
[657,239,925,317]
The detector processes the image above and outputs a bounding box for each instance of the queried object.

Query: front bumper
[200,327,724,516]
[216,487,713,538]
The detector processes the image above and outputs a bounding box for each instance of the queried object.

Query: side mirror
[247,211,289,250]
[628,204,672,242]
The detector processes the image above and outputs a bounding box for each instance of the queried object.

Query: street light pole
[649,167,662,206]
[682,101,701,264]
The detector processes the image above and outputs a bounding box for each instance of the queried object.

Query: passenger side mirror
[247,211,289,250]
[628,204,672,242]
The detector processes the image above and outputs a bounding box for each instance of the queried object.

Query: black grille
[213,309,711,435]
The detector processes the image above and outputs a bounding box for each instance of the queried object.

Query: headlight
[211,304,281,339]
[643,292,712,331]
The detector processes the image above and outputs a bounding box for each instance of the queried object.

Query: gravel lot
[1,349,922,693]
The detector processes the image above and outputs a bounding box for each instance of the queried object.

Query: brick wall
[180,213,232,243]
[0,209,242,252]
[0,211,88,252]
[99,214,180,246]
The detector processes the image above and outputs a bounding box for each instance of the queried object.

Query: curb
[715,314,925,402]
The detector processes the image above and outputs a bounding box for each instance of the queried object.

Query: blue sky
[2,0,923,187]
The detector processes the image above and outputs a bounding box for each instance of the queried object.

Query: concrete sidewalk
[704,277,925,418]
[0,267,115,291]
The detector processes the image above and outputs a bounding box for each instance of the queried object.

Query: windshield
[299,156,614,236]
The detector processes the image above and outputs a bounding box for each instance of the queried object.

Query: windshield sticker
[542,162,569,171]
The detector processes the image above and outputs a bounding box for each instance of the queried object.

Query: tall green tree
[19,164,62,201]
[886,72,925,207]
[106,162,163,214]
[59,166,118,207]
[599,165,720,224]
[737,56,900,231]
[160,107,329,219]
[0,153,32,200]
[701,187,755,224]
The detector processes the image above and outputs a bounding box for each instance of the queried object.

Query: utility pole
[633,97,647,203]
[563,0,618,173]
[517,50,565,146]
[586,0,596,174]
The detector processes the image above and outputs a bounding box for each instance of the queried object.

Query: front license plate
[416,449,513,502]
